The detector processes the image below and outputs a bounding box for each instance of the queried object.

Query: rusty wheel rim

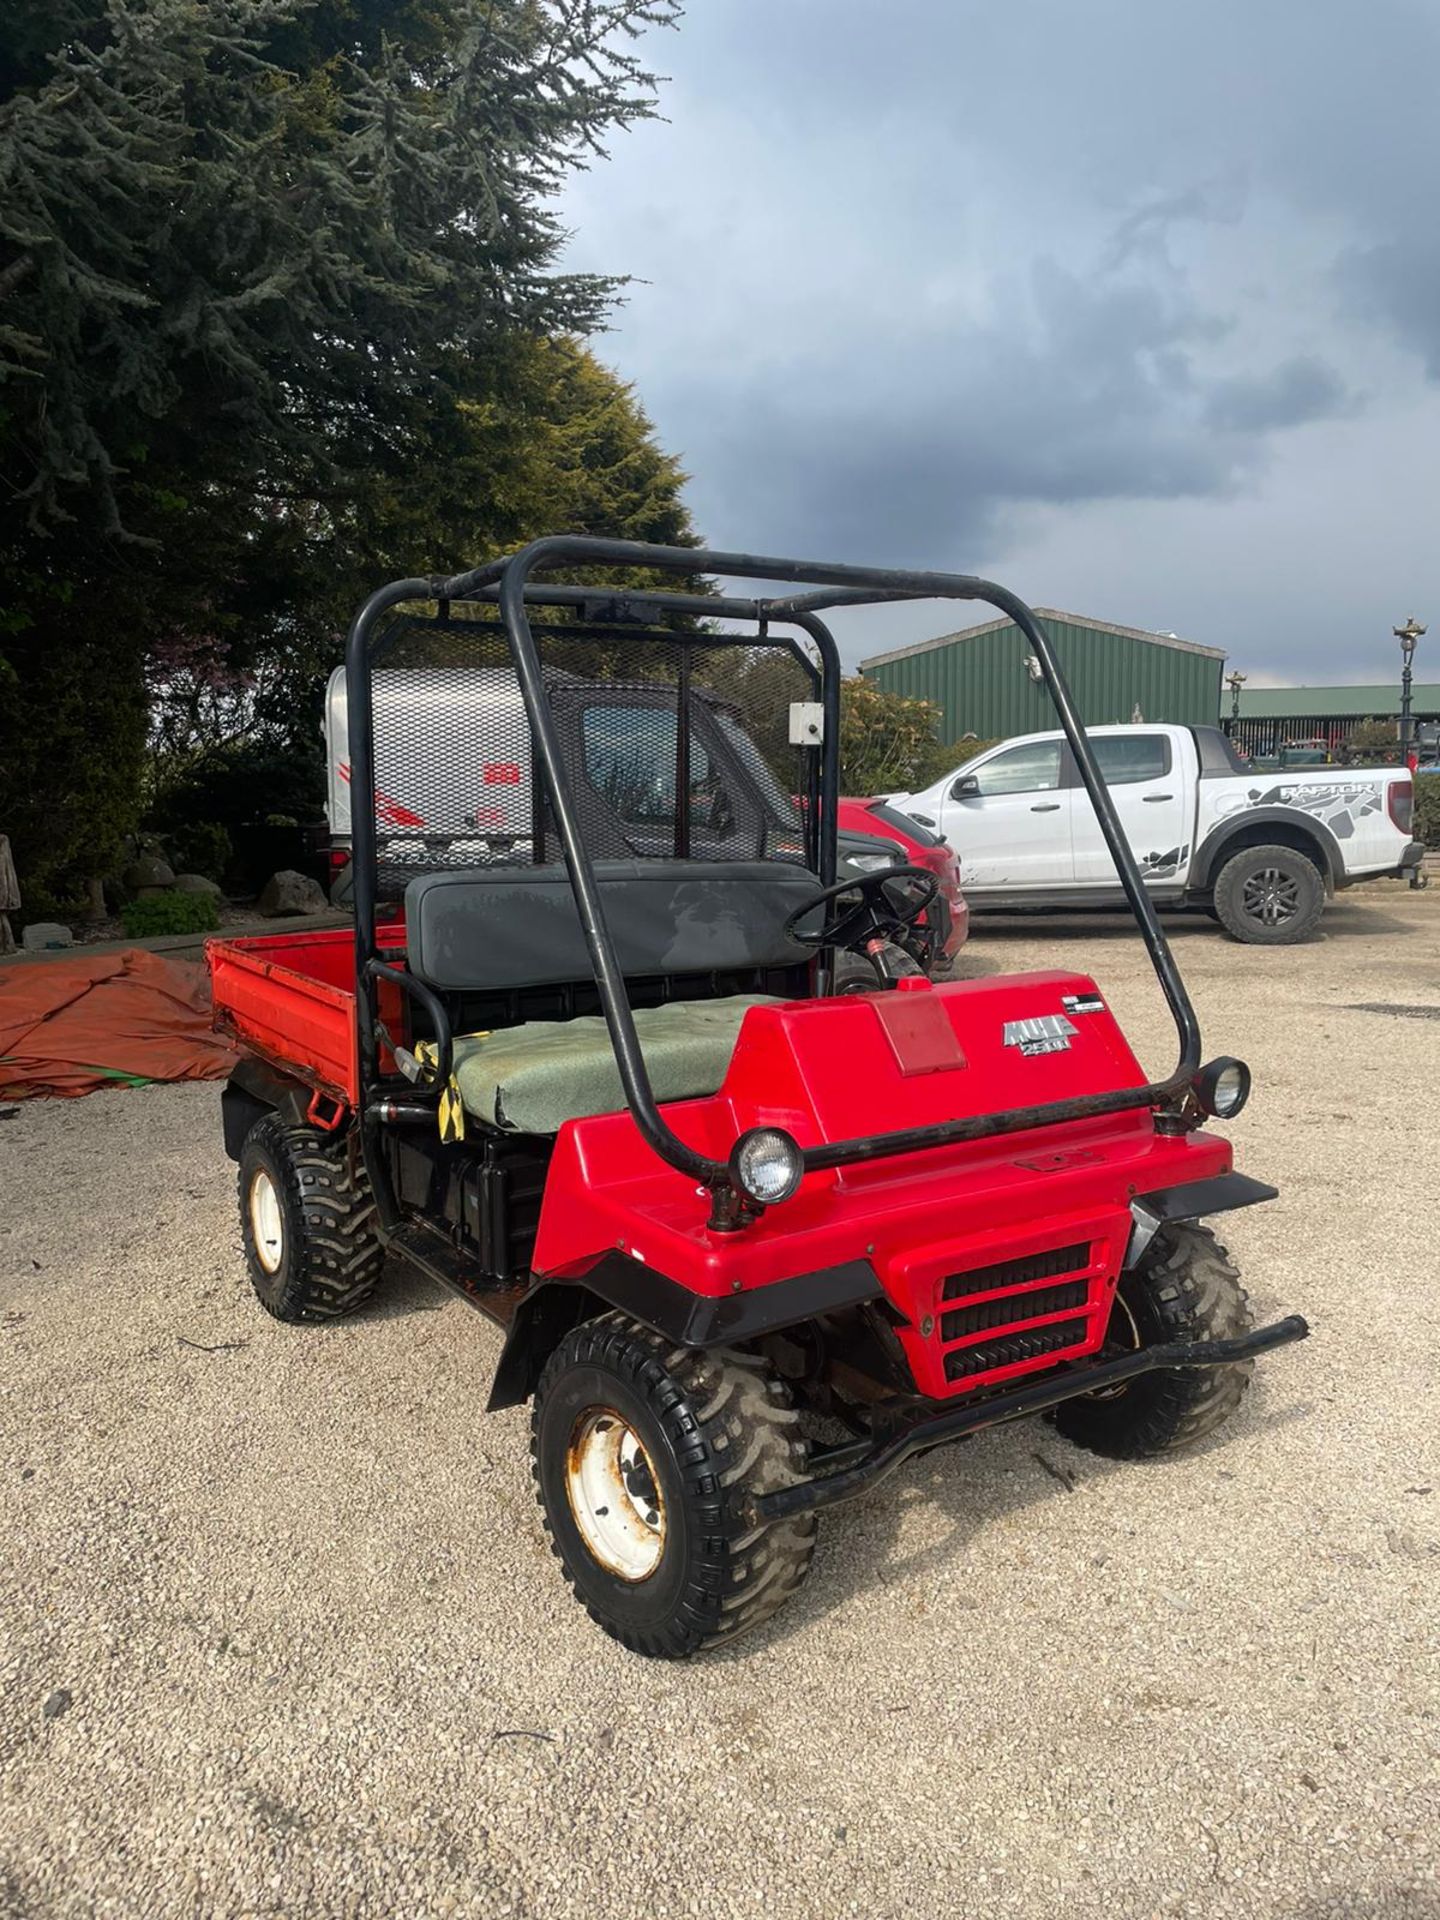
[565,1408,667,1582]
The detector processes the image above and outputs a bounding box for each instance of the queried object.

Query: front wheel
[1211,843,1325,944]
[531,1315,816,1657]
[1053,1223,1253,1458]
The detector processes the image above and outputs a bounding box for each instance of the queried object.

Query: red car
[836,796,969,960]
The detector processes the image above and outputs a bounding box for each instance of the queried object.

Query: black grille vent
[941,1241,1091,1304]
[940,1278,1090,1345]
[943,1318,1089,1382]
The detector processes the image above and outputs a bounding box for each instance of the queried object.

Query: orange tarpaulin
[0,948,237,1099]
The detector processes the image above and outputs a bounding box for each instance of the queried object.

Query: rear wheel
[531,1314,816,1657]
[1053,1223,1253,1458]
[237,1113,384,1322]
[1211,843,1325,944]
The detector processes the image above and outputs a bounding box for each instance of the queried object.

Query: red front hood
[531,976,1230,1366]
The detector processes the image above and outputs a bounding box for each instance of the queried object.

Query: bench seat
[446,994,779,1133]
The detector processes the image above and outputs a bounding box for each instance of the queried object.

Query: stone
[172,873,224,898]
[122,855,175,892]
[22,921,74,951]
[257,869,327,917]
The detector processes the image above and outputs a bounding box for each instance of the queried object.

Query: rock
[22,921,74,951]
[42,1687,72,1721]
[257,869,327,917]
[172,873,224,899]
[122,855,175,892]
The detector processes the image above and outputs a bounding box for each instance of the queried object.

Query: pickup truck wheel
[1052,1223,1253,1459]
[1211,843,1325,944]
[531,1314,816,1658]
[237,1113,384,1323]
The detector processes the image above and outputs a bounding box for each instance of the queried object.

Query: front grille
[941,1277,1090,1344]
[940,1240,1090,1302]
[944,1317,1090,1382]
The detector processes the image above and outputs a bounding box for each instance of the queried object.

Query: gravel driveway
[2,887,1438,1919]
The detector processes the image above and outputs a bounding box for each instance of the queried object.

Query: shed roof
[1236,684,1440,718]
[859,608,1225,672]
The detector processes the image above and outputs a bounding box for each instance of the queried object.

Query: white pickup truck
[892,723,1424,943]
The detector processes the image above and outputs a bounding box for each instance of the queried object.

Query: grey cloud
[1103,175,1248,272]
[656,253,1346,562]
[1338,239,1440,381]
[1202,358,1351,434]
[560,0,1440,676]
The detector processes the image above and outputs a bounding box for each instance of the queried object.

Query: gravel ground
[2,885,1438,1920]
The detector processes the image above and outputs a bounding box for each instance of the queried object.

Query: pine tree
[0,0,680,900]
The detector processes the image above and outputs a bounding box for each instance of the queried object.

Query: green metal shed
[859,609,1225,744]
[1231,683,1440,758]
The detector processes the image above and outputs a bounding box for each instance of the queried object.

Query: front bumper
[750,1312,1310,1522]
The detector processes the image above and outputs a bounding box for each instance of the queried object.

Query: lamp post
[1394,617,1425,756]
[1224,669,1247,738]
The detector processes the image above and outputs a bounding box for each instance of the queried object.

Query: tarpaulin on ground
[0,948,237,1099]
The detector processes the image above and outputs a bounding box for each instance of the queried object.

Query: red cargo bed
[207,926,402,1106]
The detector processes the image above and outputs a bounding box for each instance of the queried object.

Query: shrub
[1415,772,1440,851]
[121,890,220,939]
[166,818,233,882]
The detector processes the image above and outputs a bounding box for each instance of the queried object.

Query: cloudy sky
[561,0,1440,682]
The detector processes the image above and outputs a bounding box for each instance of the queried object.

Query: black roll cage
[347,538,1204,1207]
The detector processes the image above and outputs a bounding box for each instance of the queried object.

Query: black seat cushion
[404,860,822,993]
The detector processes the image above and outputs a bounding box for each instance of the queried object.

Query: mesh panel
[352,611,817,907]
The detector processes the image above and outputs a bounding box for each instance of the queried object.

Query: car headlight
[847,849,901,873]
[1192,1057,1251,1119]
[729,1127,805,1207]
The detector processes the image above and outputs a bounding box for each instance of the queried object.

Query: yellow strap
[415,1037,486,1145]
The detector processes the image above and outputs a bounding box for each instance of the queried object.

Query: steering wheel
[783,864,940,952]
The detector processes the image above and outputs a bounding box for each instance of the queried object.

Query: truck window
[971,741,1062,796]
[1091,735,1172,784]
[581,706,731,833]
[711,709,799,826]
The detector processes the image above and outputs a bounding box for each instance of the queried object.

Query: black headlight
[729,1127,805,1207]
[1192,1057,1251,1119]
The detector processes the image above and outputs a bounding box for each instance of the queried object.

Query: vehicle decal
[1003,1013,1077,1056]
[1139,842,1189,878]
[1061,993,1106,1015]
[1212,781,1382,841]
[337,761,427,829]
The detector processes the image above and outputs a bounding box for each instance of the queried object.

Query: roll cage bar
[347,538,1204,1208]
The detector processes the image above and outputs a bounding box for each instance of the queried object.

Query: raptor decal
[1212,781,1382,841]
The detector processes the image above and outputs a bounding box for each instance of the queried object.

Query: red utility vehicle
[836,795,968,961]
[208,539,1308,1657]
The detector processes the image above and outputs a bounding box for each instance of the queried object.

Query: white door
[1072,732,1190,886]
[936,739,1075,889]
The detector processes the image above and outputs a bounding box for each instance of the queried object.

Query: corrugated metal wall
[862,617,1223,743]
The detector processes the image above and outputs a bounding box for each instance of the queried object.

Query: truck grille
[941,1277,1090,1343]
[935,1240,1102,1390]
[940,1241,1090,1300]
[944,1318,1090,1382]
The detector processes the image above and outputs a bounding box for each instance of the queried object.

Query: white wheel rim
[565,1408,667,1582]
[1091,1290,1143,1399]
[248,1169,285,1275]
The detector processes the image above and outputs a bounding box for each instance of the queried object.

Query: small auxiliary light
[1192,1057,1251,1119]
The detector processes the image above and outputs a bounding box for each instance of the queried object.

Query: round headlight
[729,1127,805,1207]
[1193,1057,1251,1119]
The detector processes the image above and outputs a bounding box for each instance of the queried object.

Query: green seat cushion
[449,994,780,1133]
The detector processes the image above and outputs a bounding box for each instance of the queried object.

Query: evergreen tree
[0,0,680,901]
